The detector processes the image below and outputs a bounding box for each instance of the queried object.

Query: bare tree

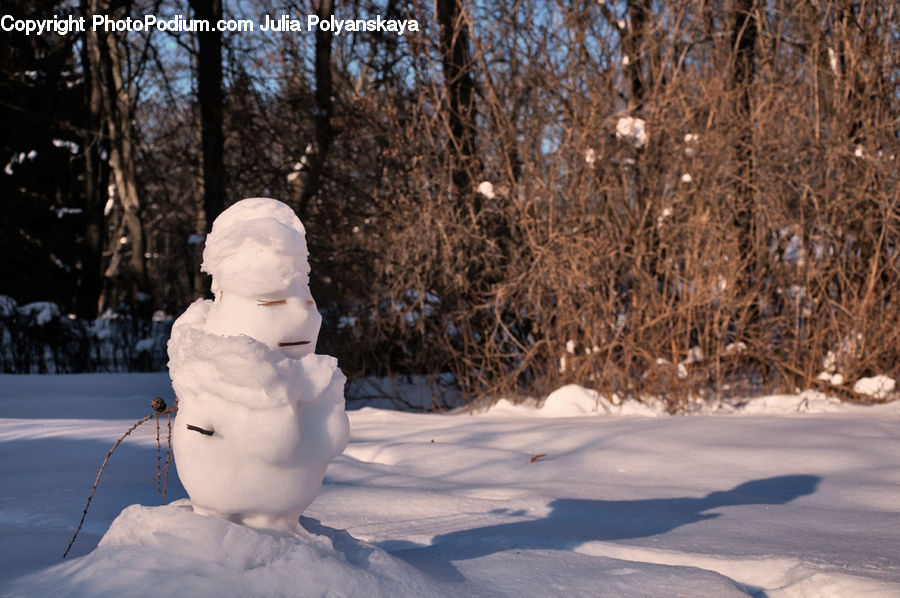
[86,0,150,314]
[624,0,651,111]
[190,0,225,235]
[730,0,758,263]
[437,0,478,203]
[292,0,335,218]
[77,0,107,317]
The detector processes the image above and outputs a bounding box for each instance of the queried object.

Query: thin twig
[63,404,178,558]
[155,415,161,494]
[162,412,173,505]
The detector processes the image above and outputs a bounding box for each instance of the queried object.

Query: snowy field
[1,373,899,597]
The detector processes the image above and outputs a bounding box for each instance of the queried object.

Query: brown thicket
[312,1,900,409]
[11,1,896,409]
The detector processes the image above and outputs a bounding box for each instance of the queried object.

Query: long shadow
[0,435,187,586]
[387,475,820,583]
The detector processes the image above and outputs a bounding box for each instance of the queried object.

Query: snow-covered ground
[1,373,899,597]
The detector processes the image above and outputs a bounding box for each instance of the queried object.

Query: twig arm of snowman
[186,424,215,436]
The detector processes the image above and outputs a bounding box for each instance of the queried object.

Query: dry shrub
[250,2,900,410]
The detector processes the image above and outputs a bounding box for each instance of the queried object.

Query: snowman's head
[201,198,321,358]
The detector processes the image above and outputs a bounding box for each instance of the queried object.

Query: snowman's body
[168,198,349,532]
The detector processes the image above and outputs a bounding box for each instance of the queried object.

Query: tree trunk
[78,0,106,317]
[437,0,478,207]
[731,0,757,264]
[294,0,335,218]
[624,0,650,112]
[191,0,225,233]
[87,0,150,313]
[190,0,225,299]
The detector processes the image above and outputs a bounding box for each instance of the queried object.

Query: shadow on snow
[383,475,821,583]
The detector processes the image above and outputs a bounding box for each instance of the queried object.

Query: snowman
[168,197,349,532]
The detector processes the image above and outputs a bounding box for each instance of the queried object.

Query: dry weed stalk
[63,397,178,558]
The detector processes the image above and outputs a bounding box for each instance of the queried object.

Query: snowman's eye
[257,299,287,306]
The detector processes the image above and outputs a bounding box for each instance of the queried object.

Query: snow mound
[853,375,895,400]
[726,392,846,415]
[542,384,600,415]
[17,301,60,326]
[485,385,661,417]
[482,385,899,417]
[0,295,17,317]
[9,501,445,598]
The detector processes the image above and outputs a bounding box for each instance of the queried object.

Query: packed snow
[1,374,898,596]
[853,375,896,400]
[169,198,348,531]
[14,302,60,327]
[684,133,699,156]
[615,116,647,149]
[476,181,496,199]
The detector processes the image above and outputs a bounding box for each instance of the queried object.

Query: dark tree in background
[436,0,477,202]
[86,0,151,315]
[0,0,86,311]
[191,0,225,233]
[730,0,758,262]
[291,0,335,219]
[728,0,762,373]
[190,0,225,298]
[77,0,107,318]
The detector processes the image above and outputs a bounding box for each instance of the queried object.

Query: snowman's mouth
[278,340,311,347]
